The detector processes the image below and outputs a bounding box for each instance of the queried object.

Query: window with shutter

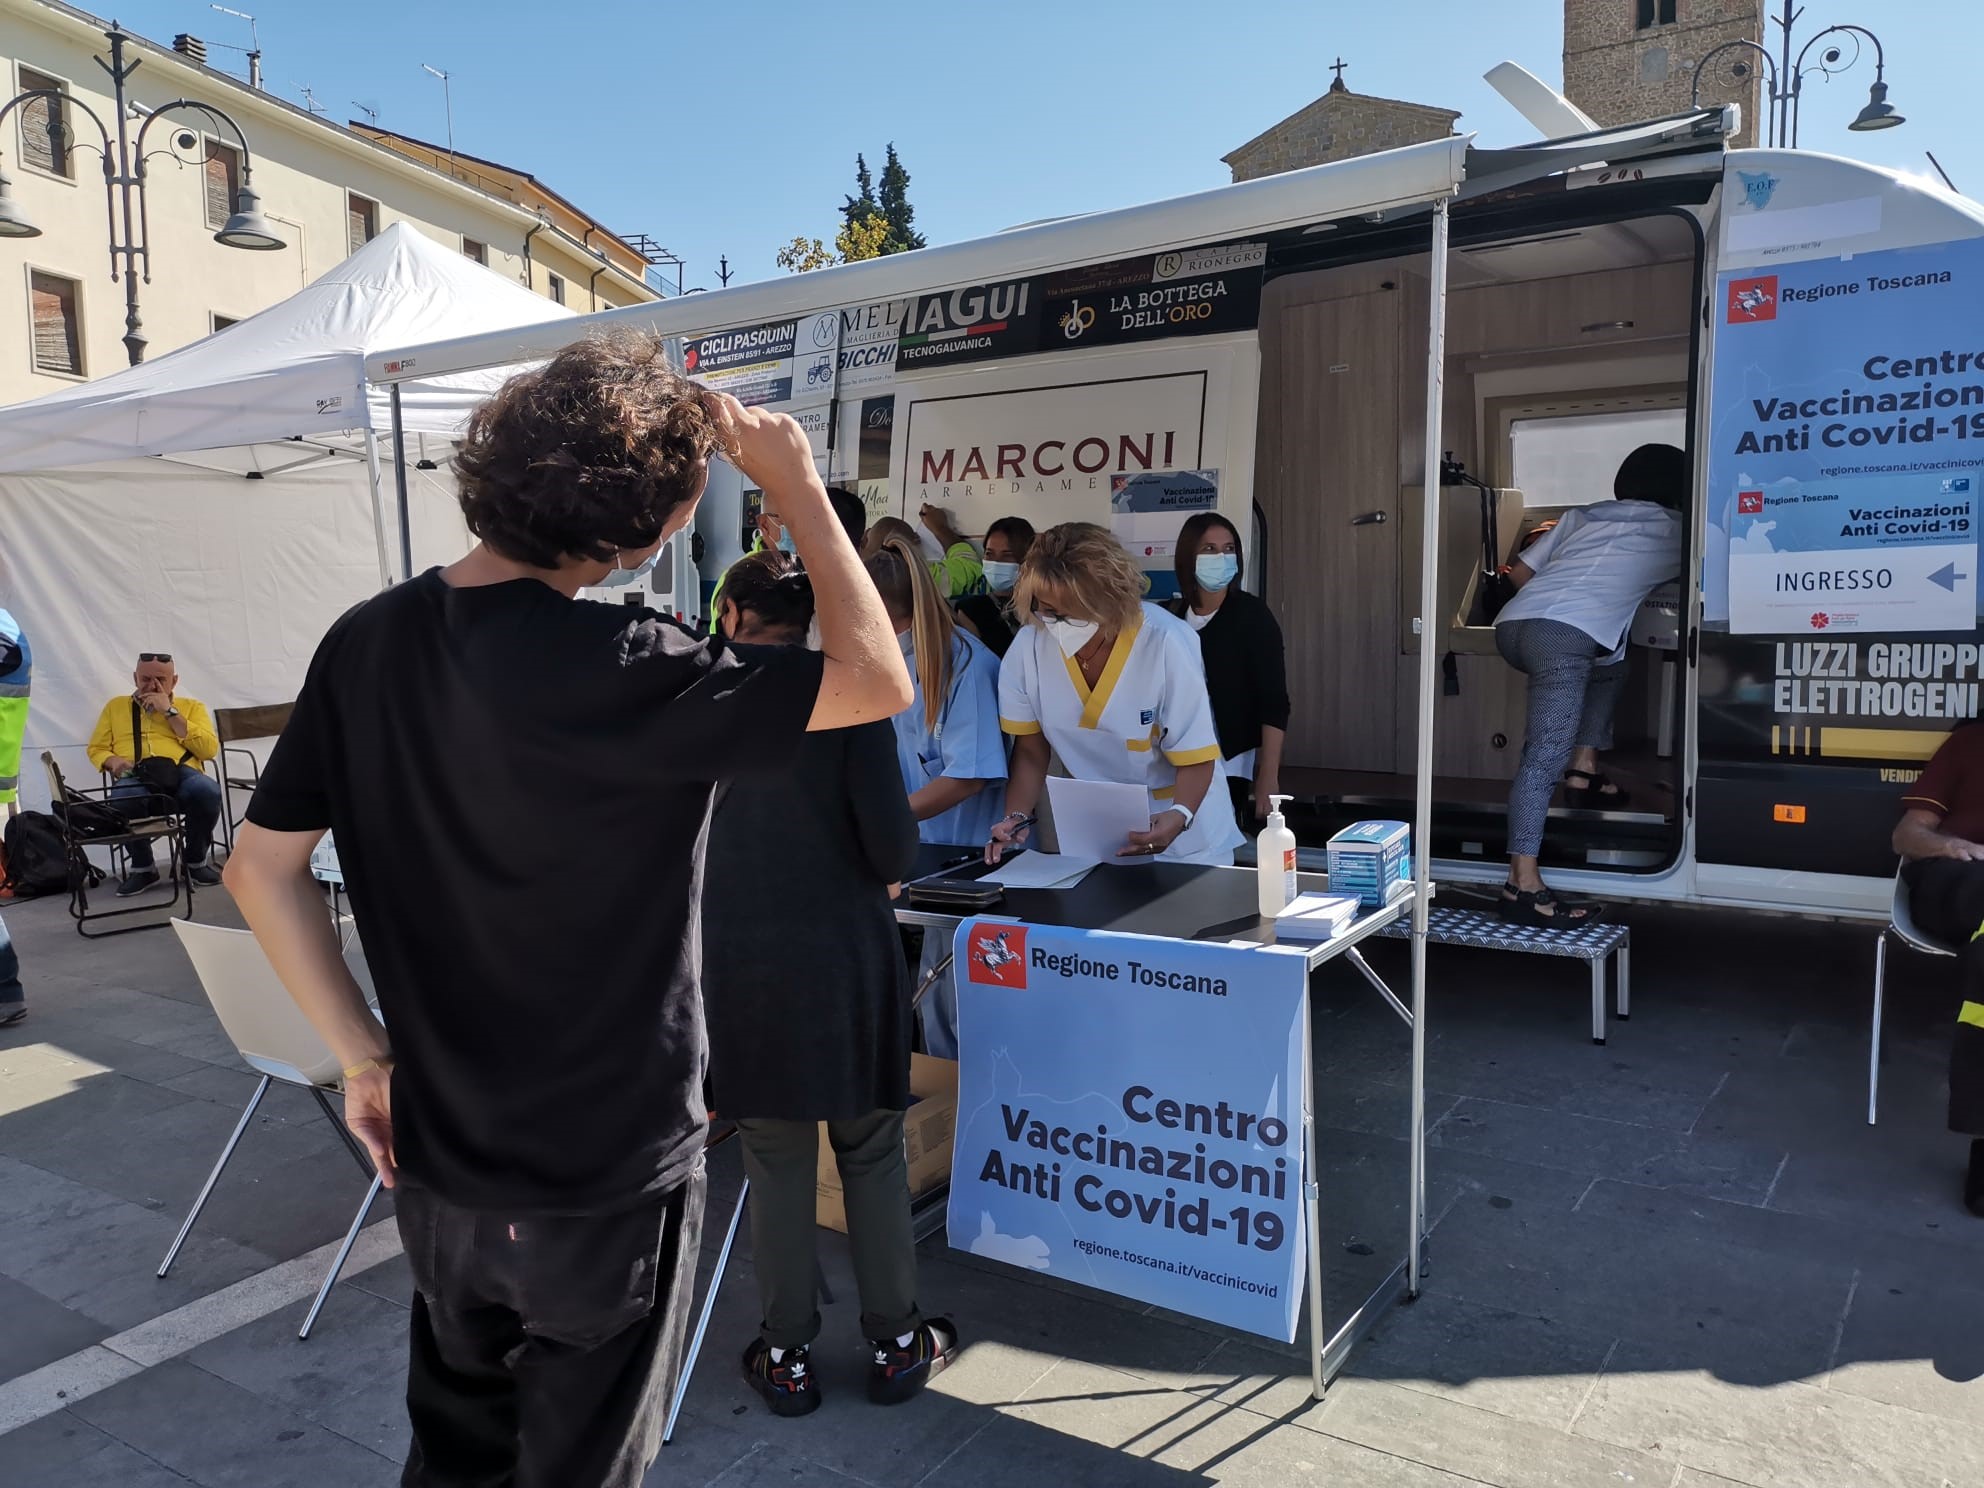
[463,238,487,265]
[204,141,242,229]
[548,273,566,305]
[30,271,82,376]
[18,68,72,179]
[348,193,379,256]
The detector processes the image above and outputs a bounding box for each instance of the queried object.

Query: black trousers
[396,1158,707,1488]
[1900,860,1984,1135]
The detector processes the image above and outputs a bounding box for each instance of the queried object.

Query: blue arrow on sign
[1928,561,1970,592]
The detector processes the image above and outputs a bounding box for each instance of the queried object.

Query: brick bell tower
[1563,0,1763,147]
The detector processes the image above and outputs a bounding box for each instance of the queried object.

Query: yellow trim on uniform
[1152,786,1175,800]
[1061,648,1090,703]
[1077,612,1142,731]
[1000,718,1043,736]
[1163,743,1222,767]
[1126,736,1151,752]
[1960,1000,1984,1030]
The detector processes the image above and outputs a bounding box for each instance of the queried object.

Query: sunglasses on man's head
[138,653,172,664]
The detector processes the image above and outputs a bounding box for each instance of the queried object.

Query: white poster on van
[837,299,908,392]
[901,372,1208,535]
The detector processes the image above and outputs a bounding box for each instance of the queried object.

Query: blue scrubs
[894,630,1007,849]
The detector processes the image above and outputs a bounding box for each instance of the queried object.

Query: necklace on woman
[1076,629,1112,685]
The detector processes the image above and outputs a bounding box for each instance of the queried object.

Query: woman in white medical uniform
[987,523,1245,866]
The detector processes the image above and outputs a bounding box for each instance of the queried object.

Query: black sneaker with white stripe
[868,1318,960,1405]
[742,1337,819,1417]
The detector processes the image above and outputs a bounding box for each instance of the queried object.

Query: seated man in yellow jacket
[87,652,223,896]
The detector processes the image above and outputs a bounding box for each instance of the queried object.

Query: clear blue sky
[101,0,1979,291]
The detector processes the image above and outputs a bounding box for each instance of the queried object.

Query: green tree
[878,143,925,254]
[842,153,878,232]
[781,147,923,272]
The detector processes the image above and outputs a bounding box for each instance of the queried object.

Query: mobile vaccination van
[365,76,1984,922]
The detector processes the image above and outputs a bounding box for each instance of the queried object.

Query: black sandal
[1563,768,1630,809]
[1498,884,1606,928]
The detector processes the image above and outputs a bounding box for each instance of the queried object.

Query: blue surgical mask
[775,528,797,555]
[1195,554,1240,593]
[983,559,1020,593]
[598,548,659,589]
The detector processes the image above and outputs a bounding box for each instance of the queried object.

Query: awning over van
[365,135,1479,384]
[366,107,1737,387]
[1462,107,1736,196]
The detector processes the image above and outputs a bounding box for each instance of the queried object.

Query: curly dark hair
[721,550,815,638]
[454,332,723,569]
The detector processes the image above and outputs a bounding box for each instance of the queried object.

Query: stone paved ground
[0,878,1979,1487]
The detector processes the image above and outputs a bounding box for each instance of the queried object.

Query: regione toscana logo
[967,926,1028,989]
[1727,276,1778,323]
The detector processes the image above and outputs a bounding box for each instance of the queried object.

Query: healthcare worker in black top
[1166,512,1289,828]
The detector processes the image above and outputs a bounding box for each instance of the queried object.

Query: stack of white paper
[983,853,1100,891]
[1271,893,1363,942]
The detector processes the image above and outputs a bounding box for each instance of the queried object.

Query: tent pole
[390,385,414,582]
[1408,196,1451,1300]
[362,430,393,590]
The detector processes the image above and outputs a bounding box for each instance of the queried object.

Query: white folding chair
[160,919,386,1338]
[1871,868,1961,1125]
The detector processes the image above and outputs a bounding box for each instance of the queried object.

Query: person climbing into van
[1891,728,1984,1217]
[953,516,1034,659]
[1166,512,1289,830]
[1491,443,1686,925]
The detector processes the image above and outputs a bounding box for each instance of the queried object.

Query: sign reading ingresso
[947,920,1309,1342]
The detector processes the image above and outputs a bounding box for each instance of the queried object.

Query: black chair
[41,752,193,937]
[213,702,294,854]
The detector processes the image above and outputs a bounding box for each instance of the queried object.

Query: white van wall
[877,336,1261,548]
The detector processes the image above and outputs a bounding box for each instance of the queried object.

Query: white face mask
[598,548,658,589]
[1042,617,1099,657]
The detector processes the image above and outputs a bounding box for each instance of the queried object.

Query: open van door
[1694,150,1984,914]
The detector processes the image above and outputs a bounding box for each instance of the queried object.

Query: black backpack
[2,810,74,898]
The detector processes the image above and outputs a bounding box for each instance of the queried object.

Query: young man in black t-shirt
[223,333,912,1487]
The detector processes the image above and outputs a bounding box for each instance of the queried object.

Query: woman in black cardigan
[703,551,957,1416]
[1166,513,1290,828]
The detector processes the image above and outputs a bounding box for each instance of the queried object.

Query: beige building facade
[1564,0,1763,147]
[1226,4,1767,185]
[0,0,657,407]
[1223,73,1461,184]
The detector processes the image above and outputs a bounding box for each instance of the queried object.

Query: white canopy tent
[0,222,572,791]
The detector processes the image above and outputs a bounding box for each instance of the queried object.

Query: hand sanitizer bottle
[1257,794,1298,918]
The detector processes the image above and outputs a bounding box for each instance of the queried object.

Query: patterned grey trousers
[1497,618,1627,858]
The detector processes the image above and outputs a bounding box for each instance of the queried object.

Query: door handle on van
[1352,510,1388,526]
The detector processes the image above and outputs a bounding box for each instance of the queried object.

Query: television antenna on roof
[352,100,380,125]
[421,63,455,162]
[208,5,262,89]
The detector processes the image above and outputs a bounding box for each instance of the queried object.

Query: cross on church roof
[1329,57,1349,91]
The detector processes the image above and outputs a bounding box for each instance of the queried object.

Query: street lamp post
[1690,0,1905,149]
[0,24,284,366]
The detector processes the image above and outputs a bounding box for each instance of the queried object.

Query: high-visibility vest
[0,611,28,805]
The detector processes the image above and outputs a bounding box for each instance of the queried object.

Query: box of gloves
[1325,820,1412,907]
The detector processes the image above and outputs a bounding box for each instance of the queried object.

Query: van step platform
[1375,905,1630,1044]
